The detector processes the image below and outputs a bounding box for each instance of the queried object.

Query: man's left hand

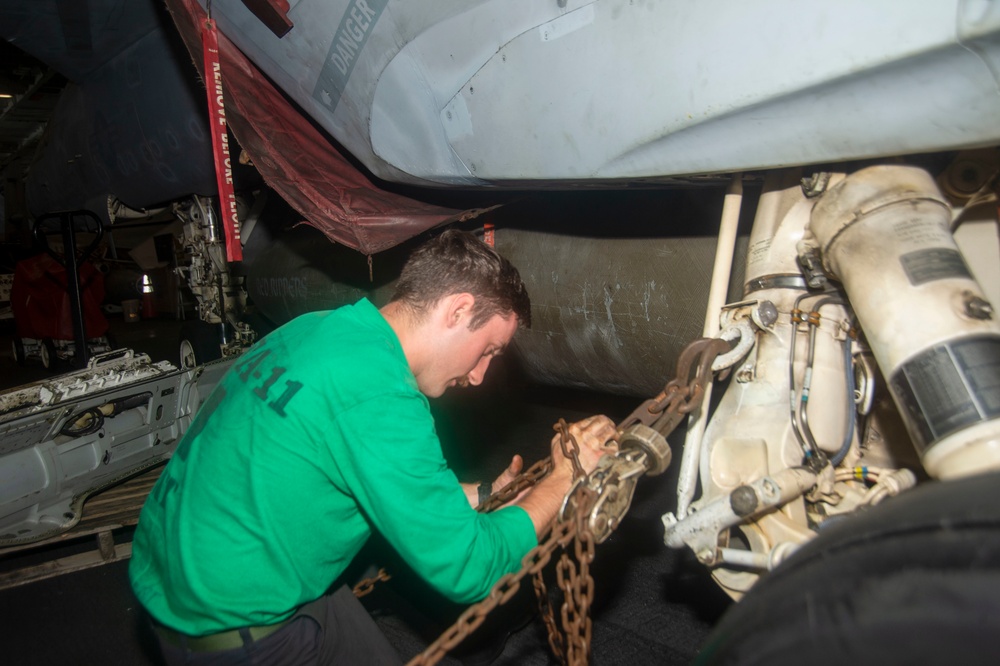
[492,454,523,493]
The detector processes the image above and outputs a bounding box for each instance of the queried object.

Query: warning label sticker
[890,335,1000,453]
[900,248,972,286]
[313,0,388,112]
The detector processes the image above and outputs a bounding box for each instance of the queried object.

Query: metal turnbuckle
[560,424,673,544]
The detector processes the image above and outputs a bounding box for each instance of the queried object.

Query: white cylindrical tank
[809,165,1000,479]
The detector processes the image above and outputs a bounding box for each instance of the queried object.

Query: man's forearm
[504,415,617,537]
[513,467,575,538]
[460,482,480,508]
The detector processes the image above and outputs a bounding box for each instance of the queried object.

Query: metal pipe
[664,467,817,553]
[716,541,801,571]
[677,173,743,518]
[716,547,769,571]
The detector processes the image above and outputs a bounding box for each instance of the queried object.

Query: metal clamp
[559,424,673,544]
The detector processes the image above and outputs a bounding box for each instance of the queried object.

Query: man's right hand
[550,415,619,479]
[515,415,619,537]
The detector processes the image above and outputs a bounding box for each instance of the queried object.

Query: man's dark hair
[392,229,531,329]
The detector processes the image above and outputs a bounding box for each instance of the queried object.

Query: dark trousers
[154,585,403,665]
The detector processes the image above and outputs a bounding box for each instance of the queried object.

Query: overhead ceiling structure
[1,1,170,186]
[0,39,65,182]
[0,0,475,254]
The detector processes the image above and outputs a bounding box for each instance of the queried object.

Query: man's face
[421,312,519,398]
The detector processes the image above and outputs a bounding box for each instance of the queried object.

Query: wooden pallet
[0,464,164,590]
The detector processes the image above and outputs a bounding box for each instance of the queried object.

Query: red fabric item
[201,18,243,262]
[167,0,481,255]
[11,254,109,341]
[238,0,293,37]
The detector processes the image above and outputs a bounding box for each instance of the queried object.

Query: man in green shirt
[130,229,617,664]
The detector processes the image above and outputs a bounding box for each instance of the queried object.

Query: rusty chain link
[354,337,733,666]
[408,518,580,666]
[408,417,592,666]
[533,558,564,660]
[555,484,597,664]
[531,420,599,666]
[555,418,586,480]
[618,337,731,435]
[352,567,391,598]
[478,456,553,514]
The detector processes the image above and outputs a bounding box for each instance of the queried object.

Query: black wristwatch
[478,481,492,506]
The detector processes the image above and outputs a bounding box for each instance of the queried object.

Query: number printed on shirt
[233,347,304,417]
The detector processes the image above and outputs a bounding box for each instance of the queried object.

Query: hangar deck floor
[0,314,730,665]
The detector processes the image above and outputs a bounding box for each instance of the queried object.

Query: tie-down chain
[394,337,732,666]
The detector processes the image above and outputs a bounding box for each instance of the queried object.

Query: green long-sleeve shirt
[130,299,535,635]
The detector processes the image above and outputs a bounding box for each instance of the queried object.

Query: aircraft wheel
[12,338,26,366]
[179,320,222,369]
[40,338,57,371]
[698,470,1000,666]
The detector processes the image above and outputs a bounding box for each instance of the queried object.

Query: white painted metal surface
[202,0,1000,186]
